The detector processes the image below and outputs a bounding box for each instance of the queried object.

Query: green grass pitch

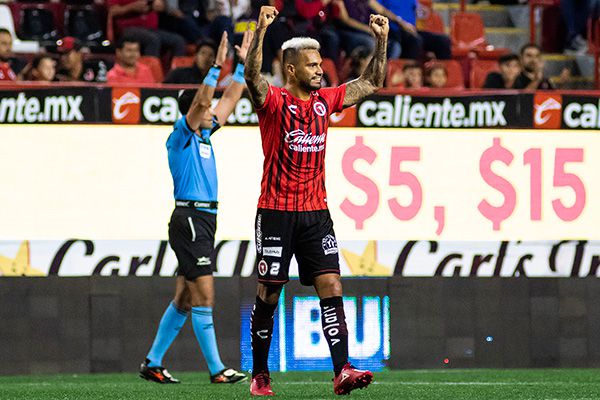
[2,369,600,399]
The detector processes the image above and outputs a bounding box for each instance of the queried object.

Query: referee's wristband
[232,63,245,84]
[203,65,221,88]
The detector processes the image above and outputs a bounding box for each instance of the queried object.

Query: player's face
[293,49,323,91]
[0,32,12,61]
[195,45,216,71]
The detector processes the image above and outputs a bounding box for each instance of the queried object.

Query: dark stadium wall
[1,277,599,375]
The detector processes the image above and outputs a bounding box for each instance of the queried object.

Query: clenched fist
[369,14,389,39]
[258,6,279,30]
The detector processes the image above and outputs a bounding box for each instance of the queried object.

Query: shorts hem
[257,278,289,285]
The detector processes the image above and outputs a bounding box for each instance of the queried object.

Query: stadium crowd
[0,0,596,89]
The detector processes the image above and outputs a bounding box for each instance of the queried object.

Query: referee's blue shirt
[167,116,218,214]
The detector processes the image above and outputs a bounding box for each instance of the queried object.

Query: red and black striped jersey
[255,84,346,211]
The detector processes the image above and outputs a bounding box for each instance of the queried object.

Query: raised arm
[343,14,389,108]
[214,29,254,124]
[186,31,229,131]
[244,6,278,108]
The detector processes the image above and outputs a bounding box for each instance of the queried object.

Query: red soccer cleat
[333,363,373,395]
[250,372,275,396]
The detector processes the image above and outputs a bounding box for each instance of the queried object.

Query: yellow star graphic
[341,241,391,276]
[0,241,45,276]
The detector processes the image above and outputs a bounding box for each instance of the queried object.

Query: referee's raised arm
[186,31,229,132]
[244,6,278,109]
[213,29,254,126]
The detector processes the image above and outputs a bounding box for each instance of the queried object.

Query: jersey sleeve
[319,84,347,114]
[255,84,281,115]
[167,116,195,149]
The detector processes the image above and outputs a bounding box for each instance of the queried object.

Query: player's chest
[282,97,329,126]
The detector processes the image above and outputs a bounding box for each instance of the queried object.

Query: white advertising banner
[1,239,598,278]
[0,125,599,241]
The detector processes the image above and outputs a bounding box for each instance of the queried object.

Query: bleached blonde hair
[281,37,321,52]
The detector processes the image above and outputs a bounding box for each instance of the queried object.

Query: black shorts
[168,207,217,281]
[254,208,340,286]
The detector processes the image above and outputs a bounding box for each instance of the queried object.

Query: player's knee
[257,283,283,305]
[173,298,192,312]
[189,294,214,308]
[316,275,342,298]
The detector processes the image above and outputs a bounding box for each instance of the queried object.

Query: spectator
[295,0,341,62]
[108,0,186,57]
[202,0,235,45]
[333,0,376,55]
[425,63,447,88]
[163,39,217,84]
[159,0,203,43]
[561,0,589,54]
[513,44,554,90]
[20,55,57,82]
[483,53,521,89]
[107,36,155,84]
[376,0,451,60]
[0,28,26,81]
[160,0,234,45]
[343,45,372,81]
[403,62,423,89]
[55,36,108,82]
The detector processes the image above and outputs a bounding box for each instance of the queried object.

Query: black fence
[1,277,600,375]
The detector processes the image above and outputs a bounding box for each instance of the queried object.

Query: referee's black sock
[320,296,349,376]
[251,296,278,378]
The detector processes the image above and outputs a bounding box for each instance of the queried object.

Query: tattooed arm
[244,6,278,108]
[343,14,389,108]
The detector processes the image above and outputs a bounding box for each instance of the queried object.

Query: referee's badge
[199,143,211,159]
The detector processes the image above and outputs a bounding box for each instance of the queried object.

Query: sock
[146,302,188,367]
[191,306,226,375]
[320,296,349,376]
[251,296,278,377]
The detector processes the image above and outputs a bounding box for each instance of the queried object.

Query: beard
[299,77,321,92]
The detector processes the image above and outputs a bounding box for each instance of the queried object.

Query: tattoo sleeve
[244,27,270,108]
[343,36,388,107]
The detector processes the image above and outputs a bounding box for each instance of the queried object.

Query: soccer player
[244,6,389,396]
[139,30,253,385]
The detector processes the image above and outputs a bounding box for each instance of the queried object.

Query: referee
[139,30,253,384]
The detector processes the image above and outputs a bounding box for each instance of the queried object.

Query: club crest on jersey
[258,260,268,276]
[322,234,338,255]
[313,101,327,116]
